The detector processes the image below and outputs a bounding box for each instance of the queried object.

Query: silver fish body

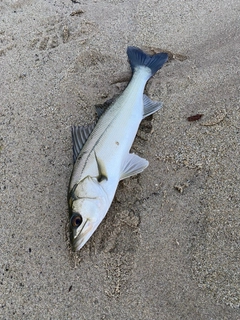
[68,46,168,251]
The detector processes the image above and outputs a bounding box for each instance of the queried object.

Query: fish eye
[70,213,83,228]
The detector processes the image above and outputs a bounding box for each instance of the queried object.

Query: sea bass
[68,46,168,251]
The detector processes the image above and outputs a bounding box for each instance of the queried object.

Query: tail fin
[127,46,168,76]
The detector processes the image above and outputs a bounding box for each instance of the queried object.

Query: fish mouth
[72,237,85,252]
[71,219,93,251]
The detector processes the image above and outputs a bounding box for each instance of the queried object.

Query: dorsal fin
[95,96,118,119]
[71,123,96,163]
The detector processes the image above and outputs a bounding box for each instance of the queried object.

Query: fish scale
[68,46,168,251]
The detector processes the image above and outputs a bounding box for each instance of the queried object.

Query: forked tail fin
[127,46,168,76]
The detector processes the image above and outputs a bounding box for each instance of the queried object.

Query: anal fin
[143,94,163,118]
[120,153,149,180]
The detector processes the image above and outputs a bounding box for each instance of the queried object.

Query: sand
[0,0,239,319]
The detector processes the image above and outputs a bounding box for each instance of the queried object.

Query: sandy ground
[0,0,240,319]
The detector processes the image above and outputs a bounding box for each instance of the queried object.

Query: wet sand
[0,0,239,319]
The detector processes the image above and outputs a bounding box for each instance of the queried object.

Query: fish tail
[127,46,168,77]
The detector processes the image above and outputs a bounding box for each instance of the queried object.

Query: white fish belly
[70,68,149,191]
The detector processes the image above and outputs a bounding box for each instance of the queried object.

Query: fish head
[68,177,109,251]
[69,198,104,251]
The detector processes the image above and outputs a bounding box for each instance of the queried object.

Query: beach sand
[0,0,239,319]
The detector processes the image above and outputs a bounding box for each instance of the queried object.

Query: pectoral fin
[94,152,108,182]
[143,94,163,118]
[120,153,149,180]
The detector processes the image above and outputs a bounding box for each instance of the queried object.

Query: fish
[68,46,168,251]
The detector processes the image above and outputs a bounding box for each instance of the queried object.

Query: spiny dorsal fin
[143,94,163,118]
[71,123,95,163]
[120,153,149,180]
